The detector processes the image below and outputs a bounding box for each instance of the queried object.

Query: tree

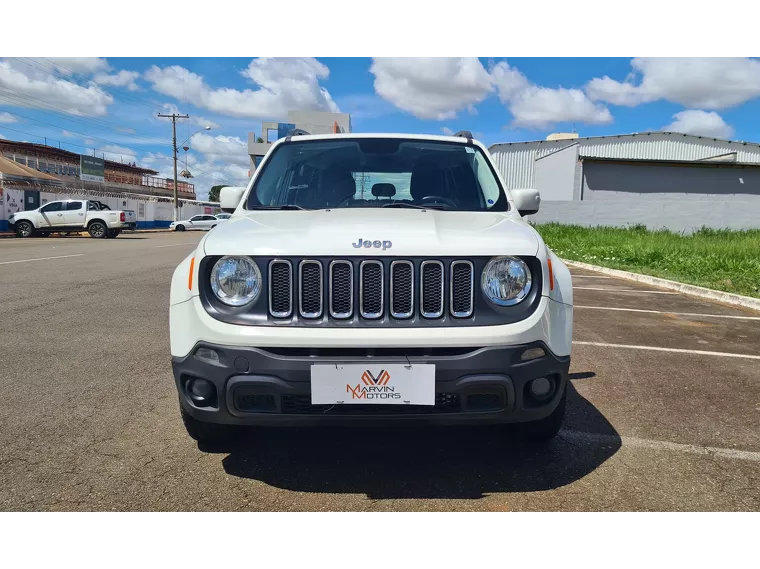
[256,137,264,143]
[208,185,227,202]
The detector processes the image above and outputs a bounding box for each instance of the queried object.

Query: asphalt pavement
[1,232,758,511]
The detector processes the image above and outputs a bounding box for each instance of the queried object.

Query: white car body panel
[170,133,573,361]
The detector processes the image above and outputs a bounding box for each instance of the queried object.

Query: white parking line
[561,430,760,462]
[573,341,760,360]
[575,305,760,321]
[154,243,199,248]
[0,253,84,265]
[574,286,678,294]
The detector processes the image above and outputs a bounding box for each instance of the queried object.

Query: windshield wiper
[249,204,308,211]
[381,202,447,210]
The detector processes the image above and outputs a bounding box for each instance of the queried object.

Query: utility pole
[157,112,190,220]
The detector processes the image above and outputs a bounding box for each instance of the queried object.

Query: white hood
[202,209,540,257]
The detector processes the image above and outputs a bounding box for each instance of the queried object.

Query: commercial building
[489,131,760,232]
[247,110,352,174]
[0,139,214,231]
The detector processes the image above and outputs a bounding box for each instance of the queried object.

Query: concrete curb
[0,229,171,239]
[565,260,760,313]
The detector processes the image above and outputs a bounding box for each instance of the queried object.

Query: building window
[15,157,26,166]
[27,158,37,169]
[38,161,47,172]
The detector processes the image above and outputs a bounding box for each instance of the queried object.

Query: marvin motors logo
[346,369,402,400]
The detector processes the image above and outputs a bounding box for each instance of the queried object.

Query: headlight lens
[210,256,261,306]
[481,256,532,306]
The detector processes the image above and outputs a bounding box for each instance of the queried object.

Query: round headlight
[481,256,532,306]
[210,256,262,306]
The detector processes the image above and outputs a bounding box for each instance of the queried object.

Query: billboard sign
[80,155,105,182]
[277,123,296,140]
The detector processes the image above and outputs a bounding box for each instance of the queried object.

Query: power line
[0,87,170,145]
[29,57,161,113]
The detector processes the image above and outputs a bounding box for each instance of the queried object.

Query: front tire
[510,386,566,443]
[175,224,186,232]
[180,404,239,443]
[105,229,121,238]
[15,221,34,238]
[88,221,107,238]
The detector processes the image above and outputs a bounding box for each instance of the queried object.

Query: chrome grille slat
[450,260,474,318]
[360,260,384,319]
[420,260,444,318]
[329,260,354,319]
[268,260,293,318]
[390,260,414,319]
[298,260,323,318]
[267,258,476,321]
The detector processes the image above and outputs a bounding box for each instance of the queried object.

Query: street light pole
[157,112,189,221]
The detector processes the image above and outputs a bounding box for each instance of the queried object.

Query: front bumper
[172,342,570,426]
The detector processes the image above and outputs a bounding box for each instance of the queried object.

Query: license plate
[311,363,435,405]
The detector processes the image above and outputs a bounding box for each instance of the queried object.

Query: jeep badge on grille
[352,238,392,250]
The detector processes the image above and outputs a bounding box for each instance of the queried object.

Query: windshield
[246,138,508,211]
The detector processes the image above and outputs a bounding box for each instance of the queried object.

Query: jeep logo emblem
[352,238,392,251]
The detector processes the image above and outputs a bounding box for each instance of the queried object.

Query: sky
[1,57,760,200]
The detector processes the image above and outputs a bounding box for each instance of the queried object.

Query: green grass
[534,223,760,299]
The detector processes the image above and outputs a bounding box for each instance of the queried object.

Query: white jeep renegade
[169,131,573,444]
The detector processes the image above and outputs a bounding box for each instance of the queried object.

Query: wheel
[105,229,121,238]
[510,385,566,443]
[15,221,34,238]
[88,221,107,238]
[180,404,239,443]
[175,224,185,232]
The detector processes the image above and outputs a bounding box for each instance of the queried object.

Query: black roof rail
[453,130,473,141]
[285,128,310,142]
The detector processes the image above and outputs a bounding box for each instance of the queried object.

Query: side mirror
[220,186,246,213]
[510,188,541,216]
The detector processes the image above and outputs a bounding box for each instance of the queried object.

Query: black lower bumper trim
[172,342,570,426]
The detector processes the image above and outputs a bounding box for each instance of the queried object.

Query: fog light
[194,347,220,364]
[188,378,215,403]
[521,347,545,362]
[529,377,554,400]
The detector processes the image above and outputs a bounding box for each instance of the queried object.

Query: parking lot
[0,232,758,511]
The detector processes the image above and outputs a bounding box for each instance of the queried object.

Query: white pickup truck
[9,199,137,238]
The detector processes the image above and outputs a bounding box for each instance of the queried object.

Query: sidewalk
[0,228,172,239]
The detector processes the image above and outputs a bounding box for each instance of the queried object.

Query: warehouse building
[489,132,760,232]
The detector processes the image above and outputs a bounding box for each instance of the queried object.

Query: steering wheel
[416,195,458,208]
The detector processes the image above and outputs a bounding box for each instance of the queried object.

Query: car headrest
[371,183,396,198]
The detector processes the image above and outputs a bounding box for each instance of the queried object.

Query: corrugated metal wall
[489,132,760,189]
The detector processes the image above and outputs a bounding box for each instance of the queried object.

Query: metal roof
[488,131,760,189]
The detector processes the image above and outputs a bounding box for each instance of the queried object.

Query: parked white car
[169,214,227,232]
[9,199,136,238]
[169,131,573,444]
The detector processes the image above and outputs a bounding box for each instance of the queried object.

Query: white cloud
[586,58,760,109]
[662,110,734,139]
[0,132,6,140]
[0,111,17,123]
[61,130,75,137]
[370,58,494,120]
[93,70,140,91]
[371,58,612,128]
[46,57,109,75]
[187,133,249,166]
[508,86,613,129]
[97,144,138,162]
[491,60,611,128]
[0,58,113,116]
[441,126,454,136]
[143,150,249,201]
[145,58,338,119]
